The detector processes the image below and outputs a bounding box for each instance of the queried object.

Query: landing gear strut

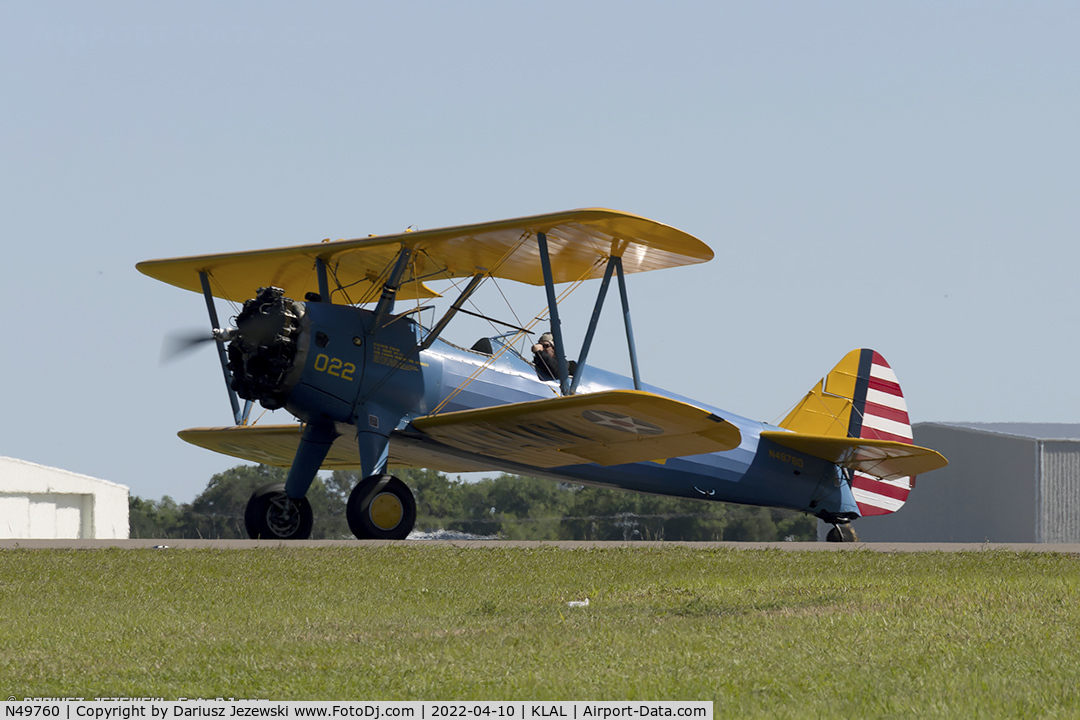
[245,482,314,540]
[347,474,417,540]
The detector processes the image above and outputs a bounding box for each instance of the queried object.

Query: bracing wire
[428,256,604,416]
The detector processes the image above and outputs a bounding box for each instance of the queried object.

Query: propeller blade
[160,329,217,363]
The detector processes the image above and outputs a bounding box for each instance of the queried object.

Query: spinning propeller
[160,327,235,363]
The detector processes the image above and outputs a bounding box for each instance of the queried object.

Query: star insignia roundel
[582,410,664,436]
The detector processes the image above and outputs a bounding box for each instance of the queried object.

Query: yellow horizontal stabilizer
[137,208,712,304]
[410,390,741,469]
[759,431,948,480]
[177,425,489,473]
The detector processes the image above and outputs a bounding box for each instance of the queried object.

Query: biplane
[137,209,947,541]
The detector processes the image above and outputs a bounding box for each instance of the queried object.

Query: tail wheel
[245,482,314,540]
[347,474,416,540]
[826,523,858,543]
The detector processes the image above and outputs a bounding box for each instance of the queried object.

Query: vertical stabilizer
[780,349,915,516]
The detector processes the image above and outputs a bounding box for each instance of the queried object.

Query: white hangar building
[856,423,1080,543]
[0,456,129,539]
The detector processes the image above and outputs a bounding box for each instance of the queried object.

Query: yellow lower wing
[178,391,741,472]
[177,425,489,473]
[410,390,742,468]
[759,431,948,480]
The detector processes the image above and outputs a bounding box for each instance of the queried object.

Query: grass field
[2,545,1079,717]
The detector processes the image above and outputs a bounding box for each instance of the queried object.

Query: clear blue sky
[2,2,1078,503]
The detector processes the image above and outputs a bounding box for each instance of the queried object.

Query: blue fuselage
[286,302,859,520]
[415,335,858,520]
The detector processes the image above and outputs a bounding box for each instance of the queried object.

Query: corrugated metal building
[0,456,129,539]
[855,423,1080,543]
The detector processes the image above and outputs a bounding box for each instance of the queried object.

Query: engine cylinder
[226,286,307,409]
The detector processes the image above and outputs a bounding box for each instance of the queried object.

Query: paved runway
[3,539,1080,552]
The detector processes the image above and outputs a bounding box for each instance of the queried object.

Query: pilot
[531,332,576,381]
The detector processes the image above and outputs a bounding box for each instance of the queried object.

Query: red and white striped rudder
[847,350,915,516]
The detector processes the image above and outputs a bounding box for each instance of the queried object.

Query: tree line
[129,464,818,541]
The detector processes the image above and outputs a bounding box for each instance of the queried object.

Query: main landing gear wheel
[347,474,417,540]
[245,482,314,540]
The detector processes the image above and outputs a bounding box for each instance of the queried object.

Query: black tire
[826,524,858,543]
[245,482,314,540]
[347,474,416,540]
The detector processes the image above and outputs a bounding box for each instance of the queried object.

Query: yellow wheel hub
[369,492,404,531]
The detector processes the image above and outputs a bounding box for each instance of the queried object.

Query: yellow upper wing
[759,431,948,480]
[136,208,713,303]
[410,390,741,468]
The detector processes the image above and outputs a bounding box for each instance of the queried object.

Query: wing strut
[615,256,642,390]
[199,270,247,425]
[570,257,616,395]
[536,238,644,395]
[418,273,486,351]
[315,257,330,302]
[537,231,571,395]
[371,245,413,331]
